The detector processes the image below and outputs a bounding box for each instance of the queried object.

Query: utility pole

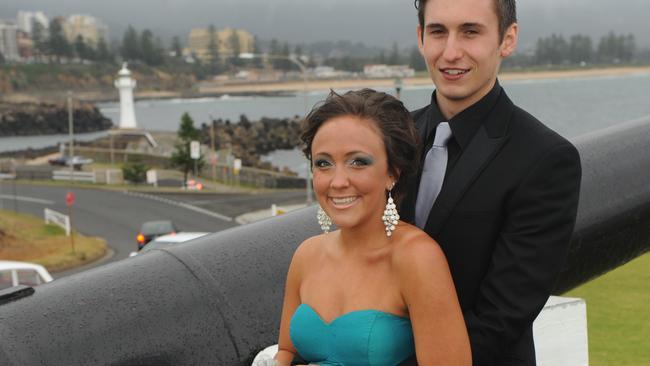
[67,91,74,182]
[210,120,216,183]
[67,91,75,254]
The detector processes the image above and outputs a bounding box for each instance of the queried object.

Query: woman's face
[311,115,394,231]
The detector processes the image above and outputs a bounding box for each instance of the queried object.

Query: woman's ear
[386,177,398,191]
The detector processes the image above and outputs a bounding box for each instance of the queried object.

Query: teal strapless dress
[289,303,415,366]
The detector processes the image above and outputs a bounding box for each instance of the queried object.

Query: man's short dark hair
[415,0,517,42]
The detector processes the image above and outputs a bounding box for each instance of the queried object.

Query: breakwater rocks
[0,101,113,137]
[202,115,302,171]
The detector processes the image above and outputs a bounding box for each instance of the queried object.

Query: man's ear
[500,23,518,58]
[417,25,425,55]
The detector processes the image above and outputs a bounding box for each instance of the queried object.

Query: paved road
[0,182,307,277]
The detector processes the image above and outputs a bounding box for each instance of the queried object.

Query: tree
[280,42,292,70]
[207,24,221,74]
[122,155,149,184]
[170,112,204,184]
[229,29,242,66]
[568,34,593,64]
[140,29,164,66]
[269,38,282,69]
[171,36,183,58]
[294,45,303,58]
[621,34,636,62]
[409,46,426,71]
[121,25,141,61]
[251,36,263,68]
[388,42,400,65]
[96,37,113,63]
[377,50,386,64]
[534,34,569,65]
[48,18,72,61]
[31,21,48,58]
[74,35,95,61]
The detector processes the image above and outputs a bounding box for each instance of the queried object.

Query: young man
[400,0,582,365]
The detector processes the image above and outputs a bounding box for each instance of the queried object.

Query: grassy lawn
[564,252,650,366]
[0,209,106,272]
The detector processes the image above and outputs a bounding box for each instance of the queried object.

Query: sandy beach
[197,65,650,94]
[3,66,649,104]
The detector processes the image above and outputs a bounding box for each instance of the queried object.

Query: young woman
[275,89,471,366]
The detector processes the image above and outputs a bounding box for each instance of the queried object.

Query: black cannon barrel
[0,117,649,365]
[557,115,650,291]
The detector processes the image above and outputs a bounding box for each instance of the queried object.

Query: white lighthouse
[114,62,138,129]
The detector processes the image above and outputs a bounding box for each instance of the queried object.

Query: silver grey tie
[415,122,452,229]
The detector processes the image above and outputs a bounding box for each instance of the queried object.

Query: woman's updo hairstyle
[300,89,421,207]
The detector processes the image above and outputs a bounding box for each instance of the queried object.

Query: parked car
[48,155,94,169]
[136,220,178,250]
[0,260,53,290]
[130,232,210,257]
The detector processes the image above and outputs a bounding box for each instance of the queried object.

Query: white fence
[44,208,71,236]
[52,170,96,183]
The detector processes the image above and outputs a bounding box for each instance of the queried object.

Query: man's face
[417,0,517,116]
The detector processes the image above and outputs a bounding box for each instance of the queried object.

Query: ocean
[2,72,649,165]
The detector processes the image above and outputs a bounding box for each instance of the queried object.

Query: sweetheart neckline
[298,303,410,326]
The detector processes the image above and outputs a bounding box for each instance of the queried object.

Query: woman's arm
[396,233,471,366]
[274,238,312,366]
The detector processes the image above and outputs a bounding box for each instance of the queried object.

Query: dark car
[136,220,177,250]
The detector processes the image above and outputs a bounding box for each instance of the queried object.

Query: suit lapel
[424,126,508,235]
[423,93,514,236]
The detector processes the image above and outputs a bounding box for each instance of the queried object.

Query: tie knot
[433,122,452,147]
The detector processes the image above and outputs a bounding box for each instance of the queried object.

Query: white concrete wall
[534,296,589,366]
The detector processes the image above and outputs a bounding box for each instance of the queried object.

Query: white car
[129,232,210,257]
[0,260,53,290]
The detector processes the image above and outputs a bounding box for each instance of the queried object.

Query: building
[16,11,49,34]
[187,27,254,63]
[0,20,19,61]
[16,30,34,59]
[363,64,415,78]
[62,14,108,47]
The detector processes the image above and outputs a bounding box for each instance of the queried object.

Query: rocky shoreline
[0,100,112,137]
[201,115,302,172]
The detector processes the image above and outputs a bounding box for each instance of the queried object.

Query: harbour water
[2,72,650,163]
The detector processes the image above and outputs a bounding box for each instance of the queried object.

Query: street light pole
[67,91,74,181]
[287,55,313,205]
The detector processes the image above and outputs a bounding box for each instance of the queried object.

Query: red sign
[65,191,75,206]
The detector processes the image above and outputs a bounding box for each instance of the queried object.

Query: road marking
[0,195,54,205]
[123,191,233,222]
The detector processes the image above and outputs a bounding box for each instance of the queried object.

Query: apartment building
[0,20,19,61]
[187,27,254,63]
[63,14,108,46]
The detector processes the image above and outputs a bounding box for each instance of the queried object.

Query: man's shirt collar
[426,80,502,149]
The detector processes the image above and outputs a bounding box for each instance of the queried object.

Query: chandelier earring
[317,206,332,233]
[382,184,399,237]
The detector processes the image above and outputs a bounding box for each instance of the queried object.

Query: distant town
[1,10,648,96]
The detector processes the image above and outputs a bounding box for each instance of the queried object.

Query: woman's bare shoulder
[392,223,447,271]
[292,233,328,264]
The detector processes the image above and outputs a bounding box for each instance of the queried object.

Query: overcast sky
[1,0,648,50]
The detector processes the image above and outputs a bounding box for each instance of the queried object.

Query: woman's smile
[329,196,359,209]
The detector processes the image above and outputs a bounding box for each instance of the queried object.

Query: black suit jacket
[400,87,582,366]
